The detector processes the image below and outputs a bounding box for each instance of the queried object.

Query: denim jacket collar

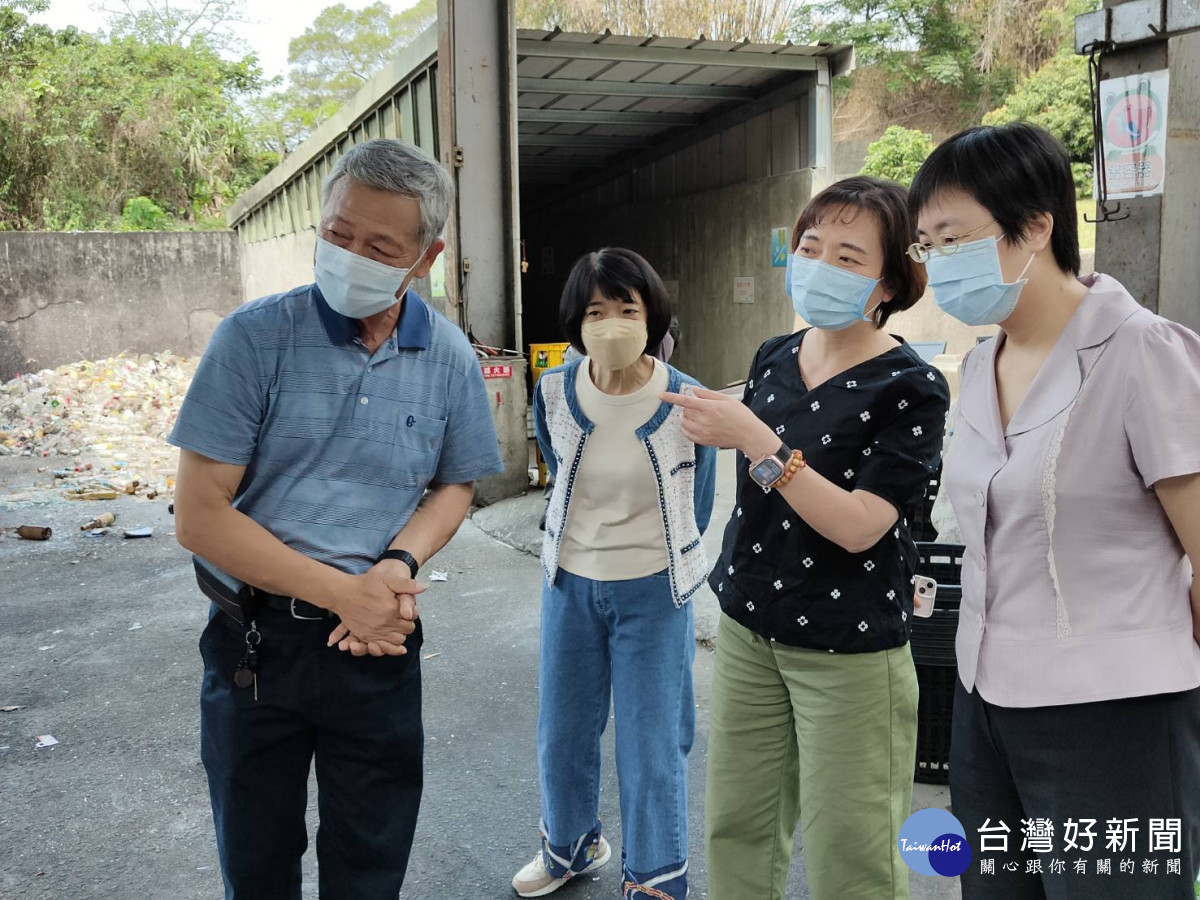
[560,356,686,438]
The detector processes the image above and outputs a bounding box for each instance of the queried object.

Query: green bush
[120,196,169,231]
[1071,163,1094,198]
[0,9,274,231]
[860,126,937,186]
[983,50,1093,162]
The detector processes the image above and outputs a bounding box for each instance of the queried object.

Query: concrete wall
[833,137,871,180]
[674,171,815,388]
[0,231,241,380]
[522,169,815,390]
[239,229,318,304]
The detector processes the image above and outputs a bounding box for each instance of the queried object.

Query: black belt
[248,588,337,621]
[193,558,336,623]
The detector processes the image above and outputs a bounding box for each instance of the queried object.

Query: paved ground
[1,454,959,900]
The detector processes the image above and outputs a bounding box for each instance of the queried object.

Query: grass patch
[1078,199,1096,252]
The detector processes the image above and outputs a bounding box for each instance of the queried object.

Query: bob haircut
[560,247,672,356]
[908,123,1081,276]
[791,176,927,328]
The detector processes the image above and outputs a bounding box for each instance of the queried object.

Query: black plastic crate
[915,543,966,585]
[914,663,957,784]
[910,539,962,665]
[911,634,958,663]
[909,468,942,543]
[911,542,964,783]
[911,583,962,666]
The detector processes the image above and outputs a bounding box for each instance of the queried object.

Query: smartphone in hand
[913,575,937,618]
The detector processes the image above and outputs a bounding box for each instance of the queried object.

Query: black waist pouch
[193,557,251,625]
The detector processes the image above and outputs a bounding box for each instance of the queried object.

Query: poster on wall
[1098,70,1169,199]
[770,227,789,267]
[733,276,755,305]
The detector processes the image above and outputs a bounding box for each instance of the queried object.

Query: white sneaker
[512,836,612,897]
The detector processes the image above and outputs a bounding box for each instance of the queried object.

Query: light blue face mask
[786,253,880,331]
[924,236,1035,327]
[313,236,424,320]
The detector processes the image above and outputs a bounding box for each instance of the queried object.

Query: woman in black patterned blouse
[664,176,950,900]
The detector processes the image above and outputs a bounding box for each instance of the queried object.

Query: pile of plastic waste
[0,352,196,501]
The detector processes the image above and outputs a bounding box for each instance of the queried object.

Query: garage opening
[514,29,852,390]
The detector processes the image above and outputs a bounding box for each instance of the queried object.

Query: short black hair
[560,248,672,356]
[909,123,1081,275]
[792,175,927,328]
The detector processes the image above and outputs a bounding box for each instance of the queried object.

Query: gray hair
[322,139,455,249]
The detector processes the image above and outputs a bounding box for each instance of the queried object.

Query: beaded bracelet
[771,449,806,489]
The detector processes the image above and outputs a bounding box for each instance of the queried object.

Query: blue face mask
[786,253,880,331]
[313,236,424,320]
[924,237,1035,327]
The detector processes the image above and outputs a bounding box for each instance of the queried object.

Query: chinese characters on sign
[733,276,755,305]
[1097,70,1170,199]
[974,818,1183,877]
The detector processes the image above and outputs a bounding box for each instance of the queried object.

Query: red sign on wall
[482,365,513,379]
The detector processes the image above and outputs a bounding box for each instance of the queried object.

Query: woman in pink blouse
[909,123,1200,899]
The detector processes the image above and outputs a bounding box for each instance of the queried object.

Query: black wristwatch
[376,549,419,578]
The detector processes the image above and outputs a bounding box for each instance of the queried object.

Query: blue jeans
[199,605,423,900]
[538,568,695,900]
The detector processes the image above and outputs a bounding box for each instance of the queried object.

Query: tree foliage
[0,0,277,230]
[2,0,1103,232]
[99,0,250,54]
[859,125,936,185]
[792,0,1010,108]
[261,0,436,154]
[515,0,795,40]
[792,0,1096,138]
[982,49,1092,161]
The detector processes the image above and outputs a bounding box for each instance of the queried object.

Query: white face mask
[581,318,648,370]
[313,236,424,319]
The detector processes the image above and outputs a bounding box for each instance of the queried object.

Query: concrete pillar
[436,0,522,351]
[1091,38,1167,313]
[808,61,835,192]
[1087,1,1200,330]
[1158,30,1200,333]
[436,1,529,503]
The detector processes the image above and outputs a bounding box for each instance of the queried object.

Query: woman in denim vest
[514,248,717,900]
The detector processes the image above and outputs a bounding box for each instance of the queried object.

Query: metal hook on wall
[1083,40,1130,224]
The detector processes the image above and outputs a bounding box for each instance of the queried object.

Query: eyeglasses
[907,220,996,263]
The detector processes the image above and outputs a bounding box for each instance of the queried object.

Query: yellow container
[529,342,569,384]
[528,342,570,486]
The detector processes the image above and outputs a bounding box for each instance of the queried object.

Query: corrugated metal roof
[516,28,852,191]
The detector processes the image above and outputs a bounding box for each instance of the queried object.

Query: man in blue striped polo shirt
[170,138,503,899]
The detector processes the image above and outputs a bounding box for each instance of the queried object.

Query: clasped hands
[326,558,425,657]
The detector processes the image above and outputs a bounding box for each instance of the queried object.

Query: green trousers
[705,613,918,900]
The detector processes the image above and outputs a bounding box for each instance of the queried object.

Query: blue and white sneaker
[512,836,611,897]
